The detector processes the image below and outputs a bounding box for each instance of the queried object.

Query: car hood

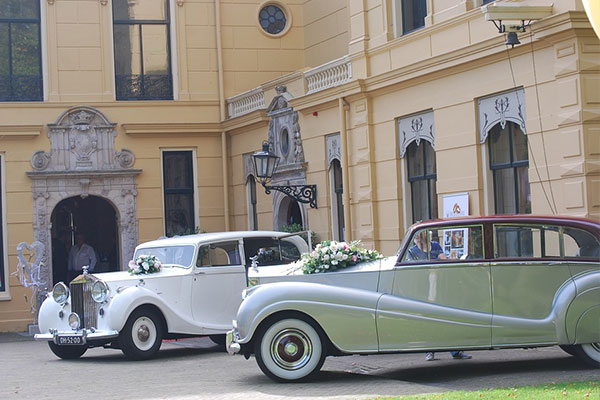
[85,267,190,286]
[249,256,397,278]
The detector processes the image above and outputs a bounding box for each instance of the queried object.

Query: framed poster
[442,192,469,259]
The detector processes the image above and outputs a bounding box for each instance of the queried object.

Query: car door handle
[194,271,206,275]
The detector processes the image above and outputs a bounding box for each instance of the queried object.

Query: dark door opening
[51,196,119,284]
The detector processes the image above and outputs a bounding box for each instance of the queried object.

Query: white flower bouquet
[300,240,382,274]
[128,254,162,275]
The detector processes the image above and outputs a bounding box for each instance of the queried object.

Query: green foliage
[167,227,204,237]
[280,223,319,249]
[372,380,599,400]
[300,240,381,274]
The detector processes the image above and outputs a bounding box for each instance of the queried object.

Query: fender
[104,286,197,333]
[555,271,600,343]
[236,281,383,353]
[38,295,69,333]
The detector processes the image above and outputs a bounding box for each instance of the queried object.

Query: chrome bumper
[34,329,119,345]
[226,329,241,355]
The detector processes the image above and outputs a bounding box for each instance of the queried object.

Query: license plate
[56,335,84,345]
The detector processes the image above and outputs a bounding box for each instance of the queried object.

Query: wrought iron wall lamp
[252,142,318,208]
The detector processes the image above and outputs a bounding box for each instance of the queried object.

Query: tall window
[401,0,427,34]
[489,121,531,214]
[163,151,195,236]
[246,175,258,230]
[407,141,437,223]
[329,159,345,241]
[113,0,172,100]
[0,0,42,101]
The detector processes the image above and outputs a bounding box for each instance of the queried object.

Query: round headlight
[68,313,80,330]
[91,280,109,303]
[52,282,69,305]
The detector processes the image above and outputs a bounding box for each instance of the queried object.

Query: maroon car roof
[409,214,600,235]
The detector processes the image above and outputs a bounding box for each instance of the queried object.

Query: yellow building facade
[0,0,598,331]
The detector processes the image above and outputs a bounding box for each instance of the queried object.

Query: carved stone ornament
[397,111,435,158]
[326,133,341,167]
[27,106,142,290]
[478,88,526,143]
[243,153,255,181]
[266,85,294,116]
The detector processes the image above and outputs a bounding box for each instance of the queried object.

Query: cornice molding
[0,125,43,139]
[222,110,270,134]
[121,123,221,136]
[288,80,365,112]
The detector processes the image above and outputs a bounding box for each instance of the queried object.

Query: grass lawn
[373,381,599,400]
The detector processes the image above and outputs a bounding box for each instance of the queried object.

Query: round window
[280,129,289,155]
[258,4,287,35]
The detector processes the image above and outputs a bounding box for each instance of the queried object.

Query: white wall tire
[573,343,600,368]
[119,308,164,360]
[255,318,326,382]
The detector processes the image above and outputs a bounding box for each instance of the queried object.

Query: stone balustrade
[305,55,352,94]
[226,87,265,119]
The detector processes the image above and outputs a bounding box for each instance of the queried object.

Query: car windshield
[134,245,196,268]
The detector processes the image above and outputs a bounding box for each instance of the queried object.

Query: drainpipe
[215,0,230,230]
[221,131,230,230]
[339,97,352,241]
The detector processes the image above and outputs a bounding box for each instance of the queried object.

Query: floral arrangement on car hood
[128,255,162,275]
[300,240,382,274]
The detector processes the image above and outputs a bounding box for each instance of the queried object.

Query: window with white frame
[478,88,530,215]
[398,111,437,225]
[329,159,345,241]
[327,133,344,241]
[112,0,173,100]
[163,151,195,236]
[246,175,258,231]
[488,122,530,214]
[399,0,427,35]
[406,141,438,222]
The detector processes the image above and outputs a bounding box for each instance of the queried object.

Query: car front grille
[70,276,99,329]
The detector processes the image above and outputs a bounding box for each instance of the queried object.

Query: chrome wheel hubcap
[137,325,150,342]
[271,329,312,371]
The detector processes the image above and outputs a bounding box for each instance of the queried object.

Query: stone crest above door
[27,106,142,288]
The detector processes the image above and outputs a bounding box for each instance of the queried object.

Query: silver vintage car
[227,215,600,382]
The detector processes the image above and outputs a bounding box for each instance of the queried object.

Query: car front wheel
[48,341,88,359]
[119,308,164,360]
[572,343,600,368]
[255,318,326,382]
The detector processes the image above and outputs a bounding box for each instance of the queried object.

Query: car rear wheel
[572,343,600,368]
[48,341,88,359]
[119,308,164,360]
[559,345,577,356]
[255,318,326,382]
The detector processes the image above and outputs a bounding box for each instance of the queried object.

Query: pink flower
[352,255,357,262]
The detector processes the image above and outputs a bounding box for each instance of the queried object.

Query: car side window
[280,239,301,263]
[494,225,561,258]
[563,227,600,259]
[196,241,241,267]
[401,226,484,263]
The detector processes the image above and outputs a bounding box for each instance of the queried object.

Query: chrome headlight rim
[52,282,69,305]
[91,280,109,303]
[68,312,80,330]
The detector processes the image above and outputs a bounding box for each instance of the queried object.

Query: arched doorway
[275,195,303,230]
[50,196,119,284]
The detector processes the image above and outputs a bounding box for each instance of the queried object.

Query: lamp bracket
[261,183,318,208]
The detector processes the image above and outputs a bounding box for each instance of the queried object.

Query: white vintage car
[34,231,309,360]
